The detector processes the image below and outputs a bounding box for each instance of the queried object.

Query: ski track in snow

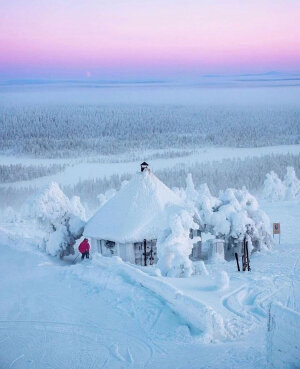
[0,199,299,368]
[0,320,153,369]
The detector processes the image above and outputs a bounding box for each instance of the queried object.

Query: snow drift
[71,254,226,342]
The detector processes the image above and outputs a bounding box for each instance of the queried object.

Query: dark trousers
[81,252,89,260]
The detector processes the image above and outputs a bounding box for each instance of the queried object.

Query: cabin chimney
[140,161,149,172]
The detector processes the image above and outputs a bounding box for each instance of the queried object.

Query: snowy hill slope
[0,199,299,368]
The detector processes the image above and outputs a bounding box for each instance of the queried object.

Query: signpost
[273,223,281,244]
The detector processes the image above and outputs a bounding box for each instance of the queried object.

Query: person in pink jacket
[78,238,90,260]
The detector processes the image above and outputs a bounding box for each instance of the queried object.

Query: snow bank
[267,302,300,369]
[71,255,226,342]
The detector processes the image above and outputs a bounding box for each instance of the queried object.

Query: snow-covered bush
[21,182,86,257]
[157,210,197,277]
[263,166,300,201]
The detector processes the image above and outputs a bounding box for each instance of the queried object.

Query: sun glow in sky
[0,0,299,80]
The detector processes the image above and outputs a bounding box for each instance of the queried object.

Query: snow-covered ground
[1,144,300,189]
[0,197,299,368]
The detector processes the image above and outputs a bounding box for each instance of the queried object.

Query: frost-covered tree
[185,174,272,254]
[97,188,117,208]
[263,171,286,201]
[212,187,272,252]
[283,167,300,200]
[157,210,197,277]
[22,182,86,257]
[263,166,300,201]
[1,104,299,158]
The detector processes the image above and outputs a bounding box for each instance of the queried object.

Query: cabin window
[134,242,143,251]
[105,240,115,248]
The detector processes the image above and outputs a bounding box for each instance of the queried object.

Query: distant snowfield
[1,144,300,189]
[0,198,299,368]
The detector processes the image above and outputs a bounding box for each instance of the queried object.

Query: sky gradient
[0,0,300,80]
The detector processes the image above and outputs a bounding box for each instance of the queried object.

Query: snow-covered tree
[97,188,117,208]
[283,167,300,200]
[184,174,272,253]
[212,187,272,251]
[22,182,86,257]
[157,210,197,277]
[263,171,286,201]
[263,167,300,201]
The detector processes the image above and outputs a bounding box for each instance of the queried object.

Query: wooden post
[143,239,147,266]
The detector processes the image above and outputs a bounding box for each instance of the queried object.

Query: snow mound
[214,271,230,290]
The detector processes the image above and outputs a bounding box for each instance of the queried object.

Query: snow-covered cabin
[84,163,201,265]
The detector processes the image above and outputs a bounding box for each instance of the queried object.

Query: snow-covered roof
[84,169,187,243]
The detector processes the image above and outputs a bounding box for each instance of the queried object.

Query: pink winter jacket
[78,239,90,254]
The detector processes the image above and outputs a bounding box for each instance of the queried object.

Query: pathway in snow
[0,199,299,368]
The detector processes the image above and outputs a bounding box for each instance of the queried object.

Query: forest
[0,104,299,157]
[1,153,299,211]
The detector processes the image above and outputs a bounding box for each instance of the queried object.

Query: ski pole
[235,253,240,272]
[73,254,80,264]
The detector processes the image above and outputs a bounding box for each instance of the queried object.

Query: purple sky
[1,0,300,80]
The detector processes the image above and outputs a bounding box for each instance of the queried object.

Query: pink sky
[0,0,299,80]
